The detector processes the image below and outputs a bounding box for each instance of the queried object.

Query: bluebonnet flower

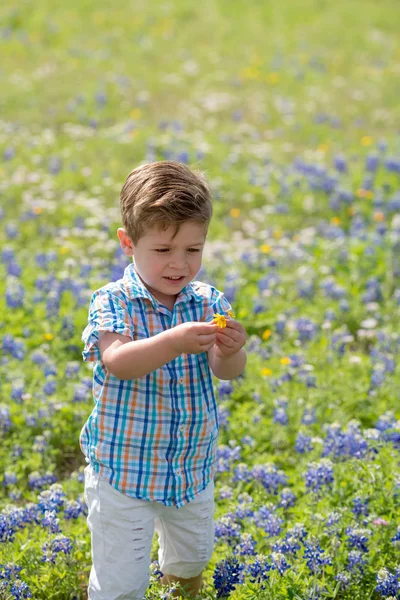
[391,526,400,543]
[322,422,369,459]
[0,404,11,434]
[347,550,367,575]
[345,527,371,553]
[213,556,245,598]
[376,411,397,431]
[375,567,400,596]
[218,381,234,398]
[3,471,17,486]
[240,435,255,448]
[273,397,288,425]
[333,154,348,173]
[352,496,369,517]
[217,405,231,429]
[325,511,342,530]
[302,406,317,425]
[41,535,73,563]
[64,499,84,520]
[287,523,308,543]
[253,505,284,537]
[6,277,25,309]
[218,486,234,501]
[214,515,241,546]
[303,540,332,573]
[247,554,272,589]
[272,536,301,557]
[295,317,318,342]
[251,463,288,494]
[41,510,61,534]
[279,488,296,509]
[9,579,32,599]
[216,444,241,473]
[270,552,290,575]
[232,463,251,483]
[38,483,65,512]
[233,533,257,557]
[295,432,314,454]
[335,572,351,589]
[304,459,334,493]
[0,513,16,542]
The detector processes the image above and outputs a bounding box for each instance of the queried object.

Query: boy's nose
[168,256,187,268]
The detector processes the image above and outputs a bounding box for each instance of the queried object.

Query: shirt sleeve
[204,287,233,323]
[81,290,134,362]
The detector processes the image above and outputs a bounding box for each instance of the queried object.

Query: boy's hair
[120,161,212,245]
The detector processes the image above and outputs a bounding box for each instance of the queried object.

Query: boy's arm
[101,330,181,380]
[207,346,247,380]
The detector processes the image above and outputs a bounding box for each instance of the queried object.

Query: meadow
[1,0,400,598]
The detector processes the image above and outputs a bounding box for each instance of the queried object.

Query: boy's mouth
[163,276,185,284]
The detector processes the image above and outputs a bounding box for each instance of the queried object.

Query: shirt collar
[123,262,204,310]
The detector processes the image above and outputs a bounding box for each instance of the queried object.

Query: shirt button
[179,425,185,432]
[176,469,181,475]
[179,377,184,384]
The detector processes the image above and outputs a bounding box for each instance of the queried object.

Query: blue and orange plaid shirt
[80,262,232,508]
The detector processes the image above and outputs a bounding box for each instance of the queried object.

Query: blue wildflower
[213,556,245,598]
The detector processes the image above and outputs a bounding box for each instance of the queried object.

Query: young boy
[81,161,247,600]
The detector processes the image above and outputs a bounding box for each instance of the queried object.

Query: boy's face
[117,221,207,305]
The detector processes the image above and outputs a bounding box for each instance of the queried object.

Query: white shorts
[84,464,215,600]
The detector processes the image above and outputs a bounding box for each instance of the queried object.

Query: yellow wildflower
[356,189,373,199]
[213,313,227,328]
[262,329,272,341]
[331,217,341,226]
[259,244,271,254]
[261,368,272,376]
[43,333,54,341]
[227,310,235,318]
[266,72,279,84]
[280,357,292,365]
[373,212,385,222]
[361,136,372,146]
[230,208,241,218]
[130,108,141,119]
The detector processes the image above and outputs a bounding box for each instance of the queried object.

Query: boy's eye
[154,249,200,253]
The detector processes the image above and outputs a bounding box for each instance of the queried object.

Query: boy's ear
[117,228,134,256]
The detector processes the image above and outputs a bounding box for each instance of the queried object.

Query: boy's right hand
[169,322,218,355]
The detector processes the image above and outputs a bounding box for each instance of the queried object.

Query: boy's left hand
[213,319,247,358]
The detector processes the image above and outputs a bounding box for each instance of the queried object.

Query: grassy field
[0,1,400,598]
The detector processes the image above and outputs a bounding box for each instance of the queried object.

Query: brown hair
[120,161,212,244]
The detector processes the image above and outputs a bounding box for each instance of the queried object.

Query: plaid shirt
[80,262,232,508]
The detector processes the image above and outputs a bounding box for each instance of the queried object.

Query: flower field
[1,1,400,598]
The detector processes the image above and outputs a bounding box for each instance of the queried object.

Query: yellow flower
[227,310,235,318]
[261,368,272,376]
[213,313,227,328]
[230,208,241,218]
[266,72,279,84]
[280,357,292,365]
[43,333,54,341]
[361,136,372,146]
[356,189,373,199]
[331,217,341,226]
[130,108,142,119]
[262,329,272,341]
[259,244,271,254]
